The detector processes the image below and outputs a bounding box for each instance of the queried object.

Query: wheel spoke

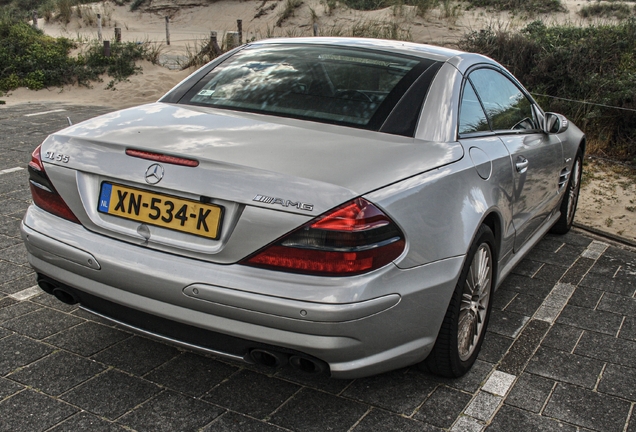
[479,289,490,306]
[465,277,475,296]
[468,266,477,294]
[478,250,489,286]
[571,160,581,187]
[460,292,472,311]
[477,304,487,323]
[478,277,490,297]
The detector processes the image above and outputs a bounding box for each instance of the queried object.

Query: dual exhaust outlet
[249,348,328,374]
[37,274,329,375]
[37,276,79,305]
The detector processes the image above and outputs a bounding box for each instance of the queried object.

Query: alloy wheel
[458,243,492,361]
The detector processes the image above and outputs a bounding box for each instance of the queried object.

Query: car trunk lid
[39,103,463,262]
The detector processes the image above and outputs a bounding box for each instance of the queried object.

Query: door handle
[515,156,529,173]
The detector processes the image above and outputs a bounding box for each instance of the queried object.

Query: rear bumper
[22,205,463,378]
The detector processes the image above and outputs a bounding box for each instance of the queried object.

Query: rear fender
[366,155,515,269]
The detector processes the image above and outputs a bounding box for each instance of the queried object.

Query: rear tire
[550,149,583,235]
[420,224,495,378]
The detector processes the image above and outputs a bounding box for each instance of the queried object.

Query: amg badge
[253,195,314,212]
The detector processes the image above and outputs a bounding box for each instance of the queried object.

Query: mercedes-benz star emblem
[145,163,164,184]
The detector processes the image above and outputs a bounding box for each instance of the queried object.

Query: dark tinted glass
[182,44,424,128]
[469,68,537,132]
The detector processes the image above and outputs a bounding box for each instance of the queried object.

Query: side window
[469,68,537,132]
[459,81,490,135]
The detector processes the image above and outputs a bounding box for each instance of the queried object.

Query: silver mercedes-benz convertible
[21,37,585,378]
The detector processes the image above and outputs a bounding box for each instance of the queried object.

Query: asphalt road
[0,103,635,432]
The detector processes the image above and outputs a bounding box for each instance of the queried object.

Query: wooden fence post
[32,11,38,29]
[165,17,170,45]
[97,14,103,43]
[104,40,111,57]
[226,32,239,50]
[237,19,242,44]
[114,28,122,42]
[209,31,222,55]
[210,31,217,50]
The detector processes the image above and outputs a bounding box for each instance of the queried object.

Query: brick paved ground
[0,103,635,431]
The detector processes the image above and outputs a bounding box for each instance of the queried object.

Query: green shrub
[40,1,56,22]
[0,0,94,17]
[0,21,77,91]
[460,20,636,160]
[339,0,439,12]
[414,0,438,16]
[0,73,21,91]
[579,3,633,19]
[55,0,73,23]
[0,20,153,92]
[339,0,389,10]
[130,0,147,11]
[82,40,145,81]
[17,0,44,11]
[465,0,565,13]
[24,70,46,89]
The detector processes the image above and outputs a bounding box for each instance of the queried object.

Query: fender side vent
[558,167,570,190]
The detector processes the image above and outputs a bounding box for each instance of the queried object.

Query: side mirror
[544,112,569,134]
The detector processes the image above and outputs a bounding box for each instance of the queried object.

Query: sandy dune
[1,0,610,109]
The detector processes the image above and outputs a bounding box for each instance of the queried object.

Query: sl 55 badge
[45,151,70,163]
[253,195,314,212]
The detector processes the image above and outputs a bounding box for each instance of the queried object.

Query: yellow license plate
[98,183,223,239]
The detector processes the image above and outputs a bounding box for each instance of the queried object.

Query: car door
[457,78,516,259]
[467,67,563,252]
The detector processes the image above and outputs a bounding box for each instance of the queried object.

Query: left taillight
[240,198,405,276]
[28,145,80,224]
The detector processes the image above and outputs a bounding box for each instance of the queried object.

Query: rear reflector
[241,198,405,276]
[126,149,199,167]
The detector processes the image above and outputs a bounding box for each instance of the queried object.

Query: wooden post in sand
[165,17,170,45]
[104,40,111,57]
[32,11,38,29]
[209,31,222,55]
[313,23,318,36]
[237,19,243,45]
[226,32,239,50]
[97,14,103,43]
[114,27,122,42]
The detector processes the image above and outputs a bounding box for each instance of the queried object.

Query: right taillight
[28,145,80,224]
[241,198,405,276]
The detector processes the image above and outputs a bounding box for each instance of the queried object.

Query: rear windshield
[181,44,434,130]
